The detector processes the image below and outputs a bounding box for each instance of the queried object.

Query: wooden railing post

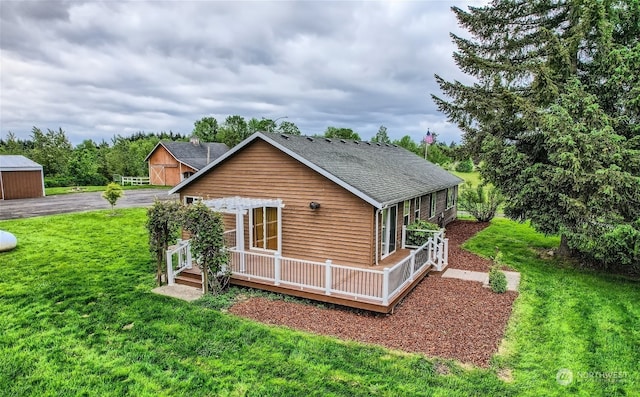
[409,250,416,281]
[185,241,192,270]
[382,268,390,305]
[325,260,332,295]
[444,238,449,268]
[401,225,407,249]
[274,253,281,286]
[166,249,174,286]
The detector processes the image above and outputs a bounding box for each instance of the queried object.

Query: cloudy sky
[1,1,482,146]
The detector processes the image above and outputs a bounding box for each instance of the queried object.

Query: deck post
[427,237,434,265]
[409,250,416,281]
[186,241,192,269]
[382,268,390,305]
[444,238,449,268]
[166,249,174,286]
[437,237,444,271]
[325,260,332,295]
[274,253,281,286]
[401,225,406,249]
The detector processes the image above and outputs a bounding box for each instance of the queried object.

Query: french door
[381,205,397,258]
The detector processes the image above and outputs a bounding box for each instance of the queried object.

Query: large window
[251,207,278,250]
[414,197,421,221]
[429,192,437,218]
[446,187,456,209]
[382,205,398,257]
[403,200,411,226]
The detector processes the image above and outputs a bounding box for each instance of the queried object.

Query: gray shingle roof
[0,155,43,171]
[171,132,462,208]
[269,134,463,206]
[147,141,229,170]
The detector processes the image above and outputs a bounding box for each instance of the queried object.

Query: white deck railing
[167,231,449,307]
[402,226,448,271]
[166,239,193,286]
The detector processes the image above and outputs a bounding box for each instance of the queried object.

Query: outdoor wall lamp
[309,202,321,210]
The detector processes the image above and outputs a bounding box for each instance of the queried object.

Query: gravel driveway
[0,189,178,220]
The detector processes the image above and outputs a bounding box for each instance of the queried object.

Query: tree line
[1,117,463,187]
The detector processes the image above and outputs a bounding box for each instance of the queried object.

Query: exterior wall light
[309,202,321,210]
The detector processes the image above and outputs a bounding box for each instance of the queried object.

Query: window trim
[403,200,411,226]
[183,196,202,205]
[446,187,456,210]
[414,197,421,221]
[249,206,279,252]
[429,192,437,218]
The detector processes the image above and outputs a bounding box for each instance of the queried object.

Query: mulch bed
[229,220,518,367]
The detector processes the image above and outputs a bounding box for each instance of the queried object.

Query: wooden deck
[171,244,440,314]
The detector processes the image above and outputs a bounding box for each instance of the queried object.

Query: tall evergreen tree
[433,0,640,263]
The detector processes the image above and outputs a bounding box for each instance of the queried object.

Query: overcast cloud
[1,1,481,145]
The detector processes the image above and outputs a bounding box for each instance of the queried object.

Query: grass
[1,210,637,396]
[451,170,481,189]
[45,185,170,196]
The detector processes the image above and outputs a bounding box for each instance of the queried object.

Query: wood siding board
[181,140,375,267]
[0,170,44,199]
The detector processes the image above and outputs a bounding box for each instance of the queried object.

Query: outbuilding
[0,155,45,200]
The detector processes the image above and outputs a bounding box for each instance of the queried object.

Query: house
[0,155,45,200]
[144,139,229,186]
[168,132,463,312]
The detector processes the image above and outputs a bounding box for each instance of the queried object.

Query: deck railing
[168,232,449,307]
[166,239,193,286]
[402,226,448,271]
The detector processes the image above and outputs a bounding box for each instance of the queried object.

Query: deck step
[179,268,202,281]
[175,275,202,289]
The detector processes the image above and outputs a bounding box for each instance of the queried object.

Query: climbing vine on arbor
[146,199,183,286]
[181,202,230,294]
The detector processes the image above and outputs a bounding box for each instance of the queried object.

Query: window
[381,205,398,257]
[251,207,278,250]
[414,197,421,221]
[429,192,437,218]
[446,187,456,209]
[184,196,201,205]
[403,200,411,226]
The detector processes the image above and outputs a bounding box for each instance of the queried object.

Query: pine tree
[433,0,640,263]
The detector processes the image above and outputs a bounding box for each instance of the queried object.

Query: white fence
[120,176,150,185]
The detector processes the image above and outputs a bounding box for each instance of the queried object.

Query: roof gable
[0,155,43,171]
[145,141,229,170]
[170,133,463,208]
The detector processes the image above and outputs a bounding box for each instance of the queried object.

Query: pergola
[201,196,285,254]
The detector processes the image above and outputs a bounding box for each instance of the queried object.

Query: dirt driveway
[0,189,178,220]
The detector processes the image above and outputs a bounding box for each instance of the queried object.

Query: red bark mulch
[229,220,517,367]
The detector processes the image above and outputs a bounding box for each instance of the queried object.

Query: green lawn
[0,210,637,396]
[45,185,170,196]
[451,170,481,188]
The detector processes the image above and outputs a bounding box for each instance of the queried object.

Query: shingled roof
[170,132,463,208]
[145,141,229,170]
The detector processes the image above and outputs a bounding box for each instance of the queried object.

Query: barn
[145,139,229,186]
[0,155,45,200]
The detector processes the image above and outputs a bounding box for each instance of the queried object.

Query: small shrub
[455,158,474,173]
[458,181,504,222]
[44,176,75,188]
[489,250,508,293]
[102,183,123,212]
[406,220,441,246]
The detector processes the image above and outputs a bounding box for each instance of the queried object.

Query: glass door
[381,205,397,258]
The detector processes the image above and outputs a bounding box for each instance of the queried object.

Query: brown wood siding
[0,170,43,199]
[0,171,3,199]
[425,187,458,226]
[180,140,375,266]
[148,146,196,186]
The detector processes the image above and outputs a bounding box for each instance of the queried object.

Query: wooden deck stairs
[174,266,202,290]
